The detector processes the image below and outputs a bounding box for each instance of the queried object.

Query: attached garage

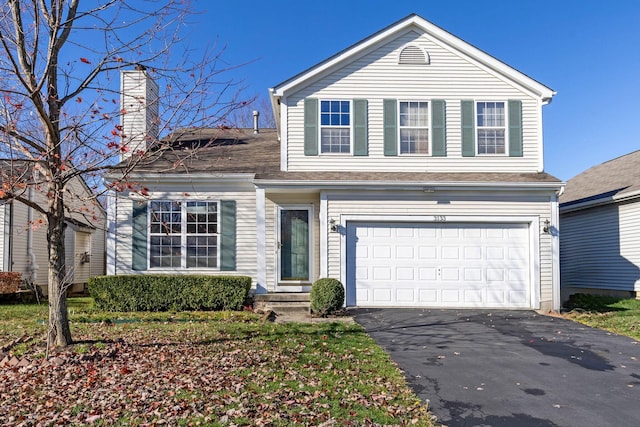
[345,222,533,308]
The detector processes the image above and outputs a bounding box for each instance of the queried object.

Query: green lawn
[563,293,640,341]
[0,298,435,426]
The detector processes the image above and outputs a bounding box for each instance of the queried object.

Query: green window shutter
[304,98,318,156]
[431,99,446,157]
[220,200,237,271]
[132,201,147,271]
[383,99,397,156]
[461,100,476,157]
[508,100,523,157]
[353,99,368,156]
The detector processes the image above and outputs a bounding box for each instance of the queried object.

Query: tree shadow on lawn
[71,320,363,349]
[562,293,630,313]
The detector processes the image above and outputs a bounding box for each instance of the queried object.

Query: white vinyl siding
[285,30,541,172]
[560,201,640,292]
[326,191,554,310]
[112,186,257,284]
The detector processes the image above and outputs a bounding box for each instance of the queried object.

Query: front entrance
[278,207,312,284]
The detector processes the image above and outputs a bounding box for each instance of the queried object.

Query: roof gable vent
[398,44,429,64]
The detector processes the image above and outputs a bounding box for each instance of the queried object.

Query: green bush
[88,275,251,312]
[310,278,345,316]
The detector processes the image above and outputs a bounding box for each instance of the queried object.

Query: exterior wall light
[543,219,551,233]
[329,218,338,232]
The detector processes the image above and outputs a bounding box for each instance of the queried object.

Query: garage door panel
[419,289,438,303]
[347,222,531,308]
[373,288,392,302]
[464,268,482,281]
[464,289,483,304]
[419,246,437,260]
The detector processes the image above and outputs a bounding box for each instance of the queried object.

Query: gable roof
[270,13,556,101]
[560,150,640,208]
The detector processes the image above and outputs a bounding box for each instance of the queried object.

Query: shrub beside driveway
[0,298,434,426]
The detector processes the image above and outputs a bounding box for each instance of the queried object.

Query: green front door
[280,209,310,281]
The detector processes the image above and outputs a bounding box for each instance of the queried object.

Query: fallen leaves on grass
[0,321,432,426]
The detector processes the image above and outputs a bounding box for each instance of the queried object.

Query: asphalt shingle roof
[131,128,561,185]
[560,150,640,206]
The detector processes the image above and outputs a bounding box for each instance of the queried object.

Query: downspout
[551,184,565,311]
[26,186,38,285]
[6,200,13,271]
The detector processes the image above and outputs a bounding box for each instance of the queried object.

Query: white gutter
[104,172,255,185]
[254,179,564,192]
[559,188,640,213]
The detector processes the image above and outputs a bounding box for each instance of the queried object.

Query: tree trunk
[47,192,72,348]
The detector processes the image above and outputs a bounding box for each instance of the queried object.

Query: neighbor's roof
[560,150,640,207]
[128,127,561,187]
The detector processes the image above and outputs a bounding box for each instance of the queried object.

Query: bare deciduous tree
[0,0,245,347]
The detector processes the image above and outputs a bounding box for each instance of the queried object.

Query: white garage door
[346,222,531,308]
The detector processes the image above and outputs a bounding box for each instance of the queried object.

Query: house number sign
[433,215,447,222]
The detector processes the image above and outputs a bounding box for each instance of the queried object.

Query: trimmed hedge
[310,278,345,316]
[88,275,251,312]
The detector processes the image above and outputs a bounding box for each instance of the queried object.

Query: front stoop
[253,293,311,316]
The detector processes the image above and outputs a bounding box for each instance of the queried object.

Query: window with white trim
[399,101,429,154]
[320,100,351,153]
[149,200,218,268]
[477,101,506,155]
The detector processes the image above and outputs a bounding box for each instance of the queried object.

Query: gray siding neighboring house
[560,150,640,299]
[106,14,564,311]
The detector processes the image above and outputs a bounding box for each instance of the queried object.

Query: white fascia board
[255,179,564,193]
[268,87,282,137]
[271,14,555,101]
[560,190,640,214]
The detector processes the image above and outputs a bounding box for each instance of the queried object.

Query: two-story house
[105,14,563,311]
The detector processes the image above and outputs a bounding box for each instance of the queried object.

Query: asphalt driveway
[353,309,640,427]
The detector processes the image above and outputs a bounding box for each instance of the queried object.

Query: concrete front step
[253,293,311,314]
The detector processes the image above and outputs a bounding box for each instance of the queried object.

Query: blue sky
[188,0,640,181]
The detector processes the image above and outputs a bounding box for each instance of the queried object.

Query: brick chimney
[120,67,159,160]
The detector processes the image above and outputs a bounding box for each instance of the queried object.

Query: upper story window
[399,101,429,154]
[149,200,219,269]
[477,101,506,155]
[320,100,351,153]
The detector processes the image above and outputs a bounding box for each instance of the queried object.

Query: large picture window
[477,101,506,154]
[149,201,218,268]
[320,100,351,153]
[399,101,429,154]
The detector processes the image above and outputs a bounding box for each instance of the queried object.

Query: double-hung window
[320,100,351,153]
[149,200,219,268]
[399,101,429,154]
[477,101,506,155]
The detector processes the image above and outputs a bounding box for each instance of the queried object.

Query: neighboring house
[106,14,564,311]
[560,151,640,300]
[0,162,106,295]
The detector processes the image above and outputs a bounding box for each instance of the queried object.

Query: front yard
[562,294,640,341]
[0,298,434,426]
